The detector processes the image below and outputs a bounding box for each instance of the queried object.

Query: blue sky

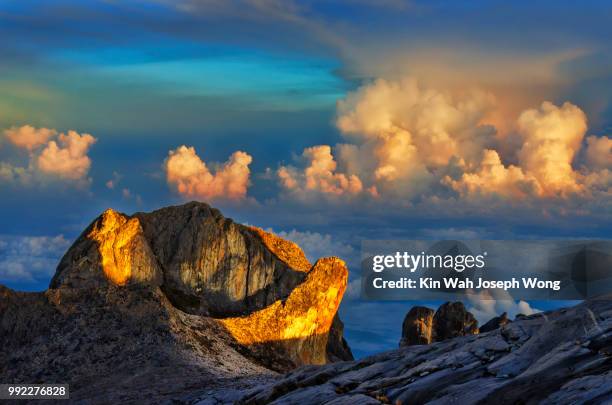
[1,0,611,357]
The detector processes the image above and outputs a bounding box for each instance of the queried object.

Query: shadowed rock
[399,306,434,346]
[480,311,512,333]
[327,314,354,362]
[432,301,479,341]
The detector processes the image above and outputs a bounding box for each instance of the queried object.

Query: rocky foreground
[234,298,612,404]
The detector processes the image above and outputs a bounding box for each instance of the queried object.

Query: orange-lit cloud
[37,131,97,181]
[585,135,611,170]
[516,102,587,195]
[3,125,57,151]
[278,145,364,200]
[0,125,97,186]
[278,78,610,206]
[165,145,252,201]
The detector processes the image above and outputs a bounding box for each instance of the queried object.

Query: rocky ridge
[237,297,612,404]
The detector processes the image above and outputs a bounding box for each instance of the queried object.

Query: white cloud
[165,145,253,201]
[271,228,356,265]
[0,235,71,284]
[466,289,541,325]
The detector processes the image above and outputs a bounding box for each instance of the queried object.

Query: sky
[0,0,611,358]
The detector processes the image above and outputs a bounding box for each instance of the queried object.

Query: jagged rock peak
[49,201,314,317]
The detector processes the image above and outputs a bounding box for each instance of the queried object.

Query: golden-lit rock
[248,226,312,272]
[220,257,348,369]
[50,209,162,289]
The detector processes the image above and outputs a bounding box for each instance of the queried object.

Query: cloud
[106,171,122,189]
[466,289,541,325]
[165,145,253,201]
[0,234,70,283]
[515,101,587,195]
[277,145,365,200]
[0,125,97,186]
[3,125,57,151]
[272,228,357,265]
[584,135,611,171]
[37,131,97,181]
[277,78,610,216]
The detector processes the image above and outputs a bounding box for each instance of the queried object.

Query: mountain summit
[0,202,352,402]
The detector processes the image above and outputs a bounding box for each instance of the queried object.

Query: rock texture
[432,301,479,341]
[480,311,512,333]
[238,297,612,404]
[400,306,435,346]
[1,202,351,402]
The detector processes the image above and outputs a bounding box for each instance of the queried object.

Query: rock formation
[238,297,612,404]
[432,301,479,341]
[480,311,512,333]
[400,302,478,347]
[1,202,351,401]
[399,306,434,346]
[51,202,310,317]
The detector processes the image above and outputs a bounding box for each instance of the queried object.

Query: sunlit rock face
[50,208,163,289]
[221,257,348,370]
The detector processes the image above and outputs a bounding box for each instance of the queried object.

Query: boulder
[399,306,434,346]
[432,301,479,341]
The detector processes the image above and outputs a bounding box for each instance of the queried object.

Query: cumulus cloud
[277,145,365,200]
[277,78,610,212]
[466,289,541,325]
[0,125,97,186]
[165,145,253,201]
[516,101,587,195]
[584,135,611,170]
[37,131,96,181]
[0,234,70,283]
[3,125,57,151]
